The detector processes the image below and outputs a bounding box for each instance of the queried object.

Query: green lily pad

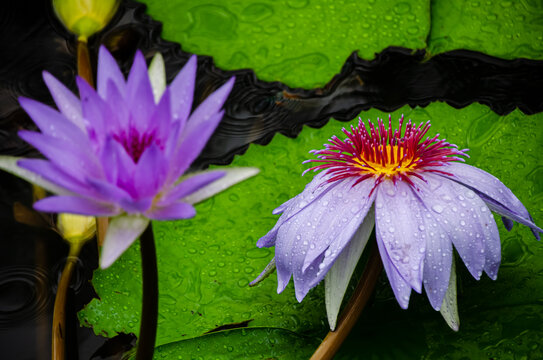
[79,102,543,358]
[149,328,320,360]
[140,0,430,88]
[428,0,543,59]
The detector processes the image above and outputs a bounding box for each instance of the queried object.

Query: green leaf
[428,0,543,59]
[150,328,320,360]
[139,0,430,88]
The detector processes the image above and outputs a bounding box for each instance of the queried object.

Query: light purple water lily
[251,115,541,330]
[0,46,258,268]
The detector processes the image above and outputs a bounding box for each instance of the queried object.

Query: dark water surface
[1,0,542,358]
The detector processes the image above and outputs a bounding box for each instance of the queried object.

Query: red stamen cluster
[304,115,468,192]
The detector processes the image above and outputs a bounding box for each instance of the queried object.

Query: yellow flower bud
[52,0,120,41]
[57,213,96,246]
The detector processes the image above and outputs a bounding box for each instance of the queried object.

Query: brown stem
[51,244,82,360]
[96,217,108,247]
[310,246,383,360]
[77,39,94,87]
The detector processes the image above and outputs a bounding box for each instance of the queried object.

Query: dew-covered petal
[413,174,489,281]
[149,88,172,142]
[325,208,374,330]
[377,235,412,309]
[181,167,259,205]
[42,71,85,131]
[148,52,166,103]
[145,202,196,220]
[0,156,72,195]
[169,55,197,124]
[302,177,376,273]
[160,170,226,206]
[477,193,542,240]
[275,216,298,294]
[256,171,339,248]
[126,51,155,130]
[439,162,541,239]
[19,97,90,146]
[97,45,126,99]
[375,180,426,293]
[33,195,120,216]
[100,215,149,268]
[439,259,460,331]
[18,131,101,183]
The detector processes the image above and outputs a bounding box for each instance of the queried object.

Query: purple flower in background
[0,46,258,268]
[252,115,541,330]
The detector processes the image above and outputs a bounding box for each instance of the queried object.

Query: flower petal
[181,167,259,205]
[413,174,488,281]
[439,162,541,239]
[33,195,120,216]
[42,71,85,131]
[18,131,101,183]
[126,51,155,130]
[168,110,225,181]
[439,258,460,331]
[100,215,149,268]
[375,180,426,293]
[145,202,196,220]
[169,55,197,124]
[159,170,226,206]
[148,52,166,103]
[17,159,91,197]
[97,45,126,99]
[302,177,376,273]
[325,207,374,330]
[19,97,90,146]
[133,144,168,198]
[0,156,71,195]
[256,171,339,248]
[376,235,412,309]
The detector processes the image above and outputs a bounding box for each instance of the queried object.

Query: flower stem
[136,223,158,360]
[51,243,82,360]
[76,39,94,87]
[310,245,383,360]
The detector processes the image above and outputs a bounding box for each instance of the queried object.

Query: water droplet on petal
[432,204,444,213]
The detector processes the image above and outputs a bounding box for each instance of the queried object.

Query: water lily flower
[0,46,258,268]
[252,115,541,330]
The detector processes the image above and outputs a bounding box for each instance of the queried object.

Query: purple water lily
[252,115,541,330]
[0,46,258,268]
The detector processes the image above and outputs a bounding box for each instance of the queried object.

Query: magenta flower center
[113,127,157,163]
[305,115,468,190]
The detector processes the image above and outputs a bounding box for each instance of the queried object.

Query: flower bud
[57,213,96,246]
[52,0,120,41]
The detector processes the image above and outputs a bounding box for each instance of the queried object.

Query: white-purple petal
[439,162,541,239]
[126,51,155,131]
[376,234,412,309]
[133,144,168,198]
[325,207,374,330]
[256,171,339,248]
[148,52,166,103]
[100,215,149,269]
[375,180,425,293]
[439,258,459,331]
